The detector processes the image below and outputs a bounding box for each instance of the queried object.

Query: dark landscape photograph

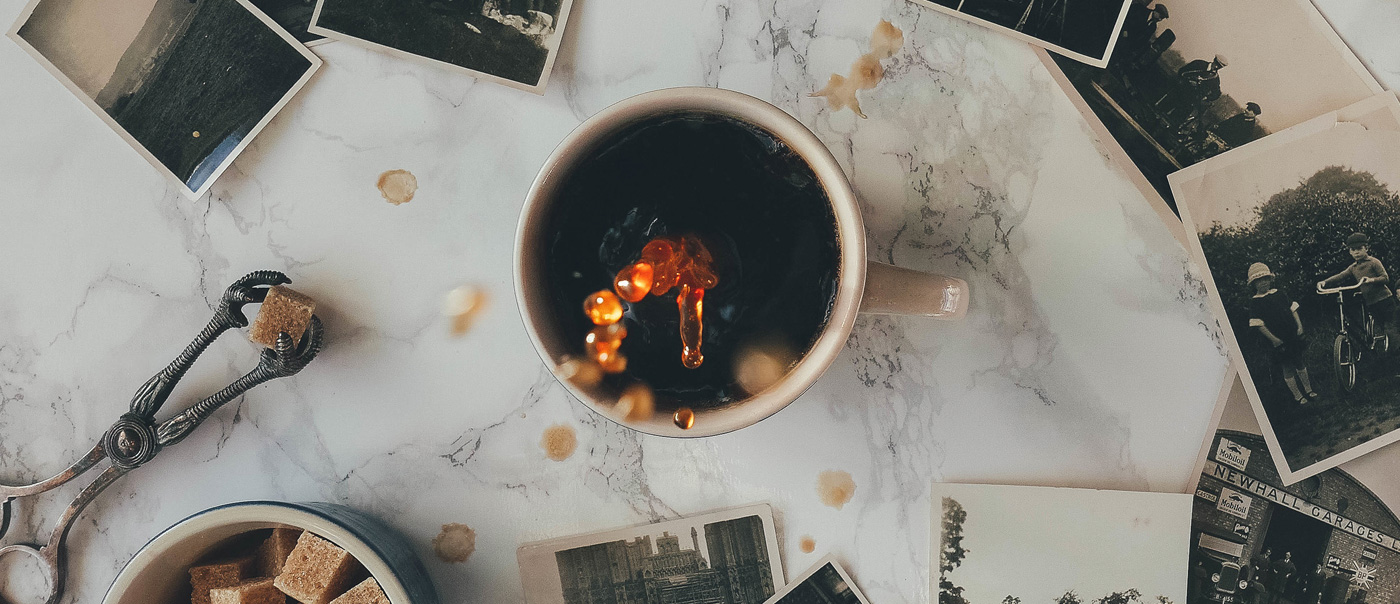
[250,0,325,44]
[771,560,871,604]
[310,0,572,91]
[912,0,1129,65]
[12,0,319,197]
[1046,0,1381,213]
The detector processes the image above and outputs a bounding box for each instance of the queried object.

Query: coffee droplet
[541,424,577,461]
[583,290,624,325]
[615,384,655,422]
[673,407,695,430]
[377,169,418,205]
[433,523,476,563]
[799,536,816,553]
[817,470,856,510]
[443,285,489,336]
[558,356,604,388]
[734,340,796,395]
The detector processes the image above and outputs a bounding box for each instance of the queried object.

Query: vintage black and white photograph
[308,0,572,93]
[908,0,1130,67]
[1039,0,1382,232]
[767,556,872,604]
[934,482,1191,604]
[516,505,784,604]
[249,0,326,44]
[1188,378,1400,604]
[1175,116,1400,483]
[7,0,321,199]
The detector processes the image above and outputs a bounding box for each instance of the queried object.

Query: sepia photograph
[1038,0,1382,238]
[767,556,872,604]
[1188,377,1400,604]
[7,0,321,199]
[934,482,1191,604]
[516,505,783,604]
[1175,115,1400,483]
[249,0,326,45]
[908,0,1130,67]
[308,0,573,93]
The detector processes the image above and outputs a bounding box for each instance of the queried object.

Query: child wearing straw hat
[1249,262,1319,405]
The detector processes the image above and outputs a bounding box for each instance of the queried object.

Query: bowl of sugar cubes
[103,501,438,604]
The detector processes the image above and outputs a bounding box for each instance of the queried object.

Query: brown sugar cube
[272,532,362,604]
[249,285,316,348]
[211,578,287,604]
[189,556,255,604]
[328,578,390,604]
[256,528,303,577]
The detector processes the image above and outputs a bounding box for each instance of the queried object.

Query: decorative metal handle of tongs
[0,270,324,604]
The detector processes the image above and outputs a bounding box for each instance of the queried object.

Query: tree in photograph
[1005,595,1023,604]
[1097,588,1142,604]
[940,497,970,604]
[1198,167,1400,385]
[1056,591,1083,604]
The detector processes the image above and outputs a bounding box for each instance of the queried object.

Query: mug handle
[858,261,969,319]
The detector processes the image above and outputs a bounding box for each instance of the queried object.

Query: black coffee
[543,112,840,408]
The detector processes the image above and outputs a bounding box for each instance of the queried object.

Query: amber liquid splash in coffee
[613,234,717,369]
[544,113,840,408]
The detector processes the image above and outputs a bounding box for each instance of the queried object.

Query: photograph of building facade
[1191,431,1400,604]
[554,516,776,604]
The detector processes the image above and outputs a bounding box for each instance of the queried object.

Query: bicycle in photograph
[1317,281,1389,392]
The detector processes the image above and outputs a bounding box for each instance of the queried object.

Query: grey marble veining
[4,0,1389,600]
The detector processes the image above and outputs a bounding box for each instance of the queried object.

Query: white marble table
[1,0,1391,601]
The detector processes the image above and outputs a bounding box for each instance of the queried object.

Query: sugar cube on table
[256,527,302,577]
[272,532,362,604]
[249,285,315,348]
[190,556,255,604]
[211,578,286,604]
[328,578,390,604]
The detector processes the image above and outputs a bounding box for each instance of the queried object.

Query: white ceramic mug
[514,87,967,437]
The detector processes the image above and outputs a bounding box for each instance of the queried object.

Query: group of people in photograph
[1248,233,1398,405]
[1110,0,1266,160]
[1194,548,1360,604]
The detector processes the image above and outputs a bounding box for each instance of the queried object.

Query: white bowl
[103,501,438,604]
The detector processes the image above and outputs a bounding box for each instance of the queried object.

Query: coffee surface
[544,112,840,408]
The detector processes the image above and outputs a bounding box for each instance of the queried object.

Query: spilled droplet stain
[817,470,856,510]
[377,169,418,205]
[432,523,476,563]
[799,536,816,553]
[541,423,578,461]
[443,284,489,336]
[810,20,904,118]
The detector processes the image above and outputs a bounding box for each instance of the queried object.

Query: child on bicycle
[1319,232,1397,363]
[1249,262,1319,404]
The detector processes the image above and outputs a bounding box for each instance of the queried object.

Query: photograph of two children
[1173,97,1400,485]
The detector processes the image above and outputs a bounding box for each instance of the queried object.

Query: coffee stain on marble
[817,470,856,509]
[443,285,489,336]
[377,169,418,205]
[799,536,816,553]
[432,523,476,563]
[810,20,903,118]
[541,424,577,461]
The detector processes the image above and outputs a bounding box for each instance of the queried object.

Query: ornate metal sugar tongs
[0,271,324,604]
